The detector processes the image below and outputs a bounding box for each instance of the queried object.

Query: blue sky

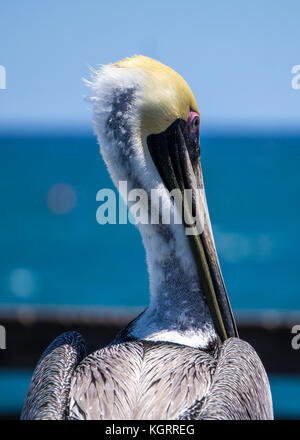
[0,1,300,133]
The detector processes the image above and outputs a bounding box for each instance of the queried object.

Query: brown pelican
[21,56,273,420]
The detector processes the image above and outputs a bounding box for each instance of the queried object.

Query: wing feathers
[20,331,86,420]
[24,336,273,420]
[181,338,273,420]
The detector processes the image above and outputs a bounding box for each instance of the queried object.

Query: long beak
[147,119,238,342]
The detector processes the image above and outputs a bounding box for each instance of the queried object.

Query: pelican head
[87,55,238,347]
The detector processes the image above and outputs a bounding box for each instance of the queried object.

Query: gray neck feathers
[135,222,217,348]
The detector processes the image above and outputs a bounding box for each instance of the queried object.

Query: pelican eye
[188,110,200,133]
[192,116,200,130]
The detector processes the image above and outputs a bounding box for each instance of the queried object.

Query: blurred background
[0,0,300,419]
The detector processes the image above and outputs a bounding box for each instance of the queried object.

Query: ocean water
[0,133,299,310]
[0,132,300,418]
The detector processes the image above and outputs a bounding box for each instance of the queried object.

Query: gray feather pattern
[21,333,273,420]
[187,338,273,420]
[20,331,86,420]
[68,337,272,420]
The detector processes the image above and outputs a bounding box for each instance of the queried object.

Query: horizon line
[0,122,300,138]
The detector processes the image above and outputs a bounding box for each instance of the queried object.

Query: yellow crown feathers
[113,55,200,138]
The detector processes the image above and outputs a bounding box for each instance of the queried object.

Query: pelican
[21,56,273,420]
